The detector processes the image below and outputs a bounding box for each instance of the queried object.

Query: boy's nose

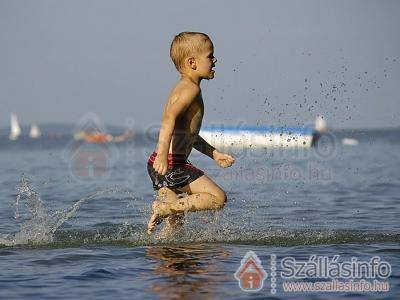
[213,57,217,64]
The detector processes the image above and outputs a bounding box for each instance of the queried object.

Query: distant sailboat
[9,113,21,141]
[29,123,41,139]
[315,115,328,133]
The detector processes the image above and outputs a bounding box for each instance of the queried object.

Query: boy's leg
[156,187,178,203]
[152,175,227,216]
[147,187,178,234]
[161,191,185,233]
[160,213,185,236]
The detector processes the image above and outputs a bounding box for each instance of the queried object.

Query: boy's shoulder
[172,78,201,99]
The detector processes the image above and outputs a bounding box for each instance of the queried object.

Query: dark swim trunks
[147,152,204,191]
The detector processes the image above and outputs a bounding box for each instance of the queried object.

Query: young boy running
[147,32,235,234]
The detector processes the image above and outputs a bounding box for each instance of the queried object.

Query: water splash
[1,177,399,248]
[0,176,115,246]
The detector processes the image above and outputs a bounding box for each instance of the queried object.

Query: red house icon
[73,149,108,178]
[234,251,268,292]
[69,143,111,179]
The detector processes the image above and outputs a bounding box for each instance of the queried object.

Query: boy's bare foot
[147,206,163,235]
[147,200,171,234]
[147,188,178,234]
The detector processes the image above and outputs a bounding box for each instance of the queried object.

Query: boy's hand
[213,150,235,168]
[153,154,169,175]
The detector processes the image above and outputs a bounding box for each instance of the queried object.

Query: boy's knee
[214,190,227,209]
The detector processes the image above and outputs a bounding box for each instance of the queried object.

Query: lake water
[0,128,399,299]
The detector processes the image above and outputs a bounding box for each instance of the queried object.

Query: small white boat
[9,113,21,141]
[29,123,42,139]
[342,138,359,146]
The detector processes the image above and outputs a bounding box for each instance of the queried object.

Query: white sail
[29,123,41,139]
[9,113,21,140]
[315,115,327,133]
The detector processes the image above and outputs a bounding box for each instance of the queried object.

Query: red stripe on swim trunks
[147,152,188,166]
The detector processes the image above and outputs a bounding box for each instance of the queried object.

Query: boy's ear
[187,57,196,70]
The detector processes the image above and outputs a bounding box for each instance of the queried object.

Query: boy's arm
[193,134,235,168]
[153,86,200,175]
[193,134,216,159]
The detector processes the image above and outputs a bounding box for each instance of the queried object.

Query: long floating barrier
[200,125,319,149]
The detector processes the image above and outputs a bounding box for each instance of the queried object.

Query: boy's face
[195,40,217,80]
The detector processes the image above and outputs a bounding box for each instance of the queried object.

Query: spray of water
[0,176,114,246]
[1,176,398,248]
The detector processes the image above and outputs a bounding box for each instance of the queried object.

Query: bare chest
[177,96,204,134]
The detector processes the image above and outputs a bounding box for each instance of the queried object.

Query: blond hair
[170,32,210,72]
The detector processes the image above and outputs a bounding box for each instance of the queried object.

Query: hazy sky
[1,0,399,130]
